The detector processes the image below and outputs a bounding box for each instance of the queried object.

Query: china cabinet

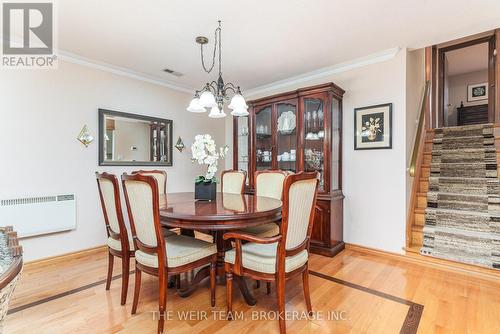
[233,83,345,256]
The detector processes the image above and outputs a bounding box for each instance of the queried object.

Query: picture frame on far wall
[354,103,392,150]
[467,82,488,102]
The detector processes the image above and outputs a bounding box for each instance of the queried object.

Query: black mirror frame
[98,108,173,166]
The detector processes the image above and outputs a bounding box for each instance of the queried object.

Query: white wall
[447,69,488,125]
[0,60,226,262]
[227,50,409,253]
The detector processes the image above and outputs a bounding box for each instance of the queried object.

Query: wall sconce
[175,137,185,152]
[76,125,94,147]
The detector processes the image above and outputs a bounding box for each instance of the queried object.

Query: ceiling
[445,43,489,76]
[44,1,500,91]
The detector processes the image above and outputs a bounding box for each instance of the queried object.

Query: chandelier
[187,21,248,118]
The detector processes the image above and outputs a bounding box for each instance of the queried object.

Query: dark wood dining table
[159,192,282,305]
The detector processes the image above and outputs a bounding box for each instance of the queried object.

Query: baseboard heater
[0,194,76,238]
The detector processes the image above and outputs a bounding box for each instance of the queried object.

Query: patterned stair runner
[420,124,500,269]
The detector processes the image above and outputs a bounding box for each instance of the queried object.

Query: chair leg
[302,266,312,315]
[120,255,130,305]
[210,259,216,307]
[175,274,181,289]
[255,280,260,289]
[226,267,233,320]
[266,282,271,295]
[131,268,141,315]
[276,273,286,334]
[106,252,114,291]
[158,272,167,334]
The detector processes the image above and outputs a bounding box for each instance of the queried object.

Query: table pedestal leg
[177,266,211,298]
[176,231,257,305]
[214,231,257,306]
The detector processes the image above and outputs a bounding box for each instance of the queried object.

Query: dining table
[159,192,282,305]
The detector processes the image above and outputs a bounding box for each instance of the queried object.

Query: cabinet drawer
[311,199,330,246]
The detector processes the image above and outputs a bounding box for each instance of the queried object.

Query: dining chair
[132,170,179,234]
[240,170,287,238]
[221,170,247,194]
[224,172,319,334]
[132,170,167,196]
[96,172,135,305]
[121,173,217,334]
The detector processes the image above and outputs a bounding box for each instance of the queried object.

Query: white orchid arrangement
[191,134,229,183]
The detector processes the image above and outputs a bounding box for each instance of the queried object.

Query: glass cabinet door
[255,106,273,171]
[276,102,297,172]
[236,116,249,185]
[303,96,326,191]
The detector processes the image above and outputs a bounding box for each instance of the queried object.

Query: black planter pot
[195,182,217,201]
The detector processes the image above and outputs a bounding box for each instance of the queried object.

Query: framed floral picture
[354,103,392,150]
[467,82,488,102]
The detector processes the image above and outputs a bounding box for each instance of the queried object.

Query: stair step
[414,211,425,226]
[420,164,430,177]
[411,225,423,245]
[425,207,494,217]
[426,192,490,213]
[423,152,432,164]
[419,178,429,192]
[417,192,427,208]
[424,140,433,152]
[405,245,420,254]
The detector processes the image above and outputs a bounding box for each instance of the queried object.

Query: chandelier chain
[200,21,222,74]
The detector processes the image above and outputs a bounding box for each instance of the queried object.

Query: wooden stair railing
[406,81,431,250]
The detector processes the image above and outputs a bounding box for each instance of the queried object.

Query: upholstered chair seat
[239,223,279,238]
[106,237,135,252]
[135,234,216,268]
[225,242,308,274]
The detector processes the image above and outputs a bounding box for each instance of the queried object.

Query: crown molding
[57,51,193,93]
[2,33,399,97]
[0,34,193,94]
[244,47,401,98]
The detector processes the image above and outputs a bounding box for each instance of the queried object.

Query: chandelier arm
[222,85,238,95]
[207,81,218,92]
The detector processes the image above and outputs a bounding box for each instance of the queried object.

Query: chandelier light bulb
[187,96,206,113]
[228,93,248,110]
[199,90,217,108]
[208,106,227,118]
[230,108,249,117]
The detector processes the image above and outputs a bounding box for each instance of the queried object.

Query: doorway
[438,36,496,127]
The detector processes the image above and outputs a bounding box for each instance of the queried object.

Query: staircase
[408,124,500,269]
[407,130,434,250]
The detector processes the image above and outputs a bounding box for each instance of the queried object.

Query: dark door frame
[437,35,496,127]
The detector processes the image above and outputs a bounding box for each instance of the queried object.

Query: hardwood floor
[5,247,500,333]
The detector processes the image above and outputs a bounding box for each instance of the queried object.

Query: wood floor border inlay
[7,270,135,315]
[9,268,423,334]
[309,270,423,334]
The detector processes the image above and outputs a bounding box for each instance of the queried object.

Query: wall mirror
[98,109,173,166]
